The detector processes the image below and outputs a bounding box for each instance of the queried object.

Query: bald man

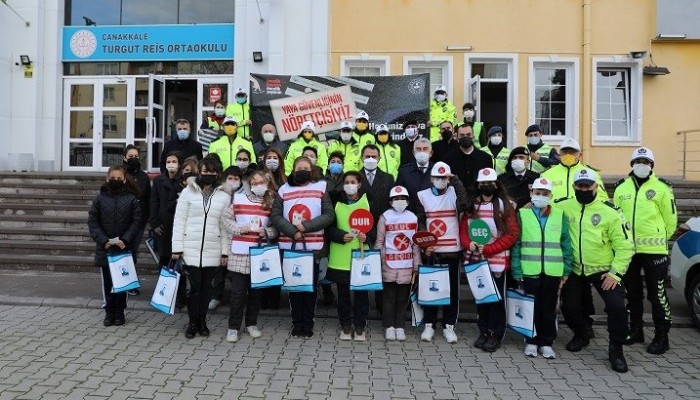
[253,124,289,163]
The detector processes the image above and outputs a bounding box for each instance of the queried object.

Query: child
[375,186,420,341]
[511,178,573,359]
[87,165,142,327]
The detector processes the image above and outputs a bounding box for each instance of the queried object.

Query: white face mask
[528,136,541,146]
[405,127,418,139]
[224,181,241,192]
[432,177,449,190]
[632,163,652,179]
[435,94,446,102]
[531,194,551,209]
[363,157,378,171]
[340,132,353,142]
[463,110,475,119]
[392,199,408,213]
[343,183,359,196]
[251,184,268,197]
[265,159,279,171]
[307,157,317,166]
[165,162,179,173]
[236,160,250,170]
[511,159,527,173]
[214,108,225,117]
[415,151,430,165]
[262,132,275,143]
[490,136,503,146]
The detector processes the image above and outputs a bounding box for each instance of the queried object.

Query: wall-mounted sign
[62,24,234,62]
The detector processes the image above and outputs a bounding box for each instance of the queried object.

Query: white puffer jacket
[172,180,230,267]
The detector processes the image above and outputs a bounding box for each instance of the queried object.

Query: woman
[150,151,182,268]
[87,165,142,327]
[326,171,370,341]
[235,148,258,181]
[223,171,278,343]
[122,144,151,295]
[200,101,227,132]
[323,151,346,203]
[171,155,231,339]
[302,146,325,177]
[261,147,287,189]
[270,156,335,338]
[460,168,519,352]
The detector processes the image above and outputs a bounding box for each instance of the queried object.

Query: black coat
[159,138,203,173]
[125,167,151,227]
[397,137,422,166]
[443,147,493,196]
[88,185,142,268]
[396,161,434,213]
[359,168,394,245]
[431,138,457,163]
[498,170,540,209]
[149,173,178,232]
[323,172,345,204]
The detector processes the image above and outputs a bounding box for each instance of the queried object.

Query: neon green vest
[328,195,370,271]
[207,117,221,130]
[529,143,554,173]
[377,143,401,179]
[518,207,566,277]
[483,146,511,175]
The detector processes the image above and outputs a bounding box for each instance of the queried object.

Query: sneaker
[524,344,538,357]
[208,299,221,311]
[354,330,366,342]
[246,326,262,339]
[385,327,396,341]
[291,327,303,338]
[483,333,501,352]
[473,333,488,349]
[339,327,353,341]
[421,323,435,342]
[566,334,590,352]
[395,328,407,342]
[443,324,458,344]
[539,346,556,359]
[226,329,239,343]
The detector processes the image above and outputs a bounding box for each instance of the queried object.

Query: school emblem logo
[540,179,548,184]
[591,214,601,226]
[408,78,426,94]
[646,189,656,200]
[394,187,402,193]
[438,166,446,174]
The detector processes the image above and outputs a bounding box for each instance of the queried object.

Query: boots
[103,309,114,327]
[197,315,210,337]
[185,316,198,339]
[608,343,628,373]
[624,325,644,345]
[646,331,670,355]
[113,310,125,326]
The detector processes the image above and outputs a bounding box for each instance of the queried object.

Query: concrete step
[1,203,89,217]
[0,240,156,259]
[0,227,92,242]
[0,172,104,185]
[0,253,157,273]
[0,214,88,229]
[0,192,95,205]
[0,183,102,196]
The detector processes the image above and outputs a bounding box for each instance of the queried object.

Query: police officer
[374,124,401,179]
[225,88,252,140]
[327,121,361,171]
[284,121,329,174]
[208,117,256,170]
[461,102,485,148]
[482,126,511,175]
[559,169,634,373]
[613,147,676,355]
[543,137,607,201]
[201,101,227,132]
[525,124,560,173]
[428,86,457,142]
[353,111,375,148]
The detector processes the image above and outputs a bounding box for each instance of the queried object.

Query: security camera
[630,51,647,59]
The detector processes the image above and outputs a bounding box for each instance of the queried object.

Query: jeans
[623,254,672,332]
[327,268,370,330]
[228,272,261,330]
[382,282,411,329]
[523,275,561,346]
[184,265,216,322]
[422,256,461,328]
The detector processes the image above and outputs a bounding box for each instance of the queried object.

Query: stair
[0,172,157,273]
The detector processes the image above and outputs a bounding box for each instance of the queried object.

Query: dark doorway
[479,82,509,147]
[166,79,197,140]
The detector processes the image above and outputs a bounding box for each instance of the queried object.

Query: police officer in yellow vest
[327,121,361,171]
[200,102,227,133]
[525,124,560,173]
[543,137,607,201]
[482,126,511,175]
[284,121,329,175]
[225,88,252,140]
[353,111,375,148]
[613,147,676,355]
[428,86,457,143]
[461,102,485,149]
[207,116,256,170]
[374,124,402,179]
[558,169,634,373]
[511,177,573,360]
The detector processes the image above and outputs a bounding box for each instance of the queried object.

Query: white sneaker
[246,326,262,339]
[354,330,367,342]
[385,327,396,341]
[208,299,221,311]
[524,344,538,357]
[421,323,435,342]
[339,329,352,341]
[226,329,238,343]
[443,324,458,344]
[539,346,556,359]
[395,328,407,341]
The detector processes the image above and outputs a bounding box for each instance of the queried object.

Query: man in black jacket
[159,119,203,173]
[397,120,422,167]
[430,121,456,163]
[497,147,540,209]
[443,123,492,196]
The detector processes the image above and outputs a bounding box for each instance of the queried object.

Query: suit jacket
[360,168,394,245]
[396,162,434,213]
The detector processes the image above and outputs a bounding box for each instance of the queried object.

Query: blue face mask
[328,162,343,175]
[177,129,189,140]
[236,97,246,104]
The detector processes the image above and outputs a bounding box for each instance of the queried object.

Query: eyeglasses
[236,158,249,162]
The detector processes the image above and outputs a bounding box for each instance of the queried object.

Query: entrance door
[197,76,235,150]
[144,74,166,173]
[466,59,516,146]
[467,75,482,122]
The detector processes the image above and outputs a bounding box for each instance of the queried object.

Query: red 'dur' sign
[412,231,438,249]
[348,209,374,234]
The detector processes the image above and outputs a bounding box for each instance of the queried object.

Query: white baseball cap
[389,186,409,198]
[375,124,389,134]
[531,177,553,191]
[631,147,655,164]
[355,111,369,121]
[477,168,497,182]
[435,86,447,93]
[574,168,596,185]
[340,121,353,130]
[431,162,452,177]
[300,121,316,133]
[223,116,238,125]
[235,88,246,96]
[560,137,581,151]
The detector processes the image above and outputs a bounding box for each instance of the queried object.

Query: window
[103,87,115,101]
[67,0,235,26]
[528,58,579,142]
[593,59,642,144]
[96,63,119,75]
[103,115,118,132]
[347,66,381,77]
[471,63,508,79]
[404,58,452,96]
[341,56,390,77]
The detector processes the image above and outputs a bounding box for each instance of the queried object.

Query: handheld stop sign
[412,231,438,249]
[469,219,492,245]
[349,209,374,258]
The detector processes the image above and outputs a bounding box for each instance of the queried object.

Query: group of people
[87,86,677,375]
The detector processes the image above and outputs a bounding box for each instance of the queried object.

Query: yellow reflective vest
[541,162,608,201]
[482,146,511,175]
[225,102,251,140]
[284,137,329,175]
[327,140,361,172]
[429,100,457,142]
[529,143,555,173]
[328,195,370,271]
[376,143,401,179]
[208,134,256,170]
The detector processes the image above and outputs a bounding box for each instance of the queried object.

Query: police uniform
[429,99,457,142]
[208,134,256,170]
[327,140,361,172]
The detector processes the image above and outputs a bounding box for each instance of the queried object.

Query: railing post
[682,132,687,180]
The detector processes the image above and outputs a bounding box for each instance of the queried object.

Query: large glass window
[596,68,631,138]
[534,67,567,136]
[66,61,234,76]
[407,60,450,96]
[67,0,235,25]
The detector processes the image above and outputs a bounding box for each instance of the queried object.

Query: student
[234,148,258,181]
[375,186,420,341]
[511,178,573,359]
[122,144,151,296]
[260,147,287,190]
[460,168,519,352]
[223,171,278,343]
[87,165,142,327]
[149,151,182,268]
[326,171,370,341]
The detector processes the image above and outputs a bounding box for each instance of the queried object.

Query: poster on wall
[249,74,430,143]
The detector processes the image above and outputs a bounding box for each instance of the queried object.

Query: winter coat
[149,173,178,232]
[87,184,142,268]
[159,137,203,173]
[171,180,230,267]
[124,167,151,227]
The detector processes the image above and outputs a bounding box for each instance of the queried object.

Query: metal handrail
[677,129,700,179]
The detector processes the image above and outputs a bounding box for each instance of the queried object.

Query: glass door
[144,74,166,173]
[197,76,234,151]
[467,74,482,122]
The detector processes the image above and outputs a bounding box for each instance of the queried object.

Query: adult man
[542,138,607,201]
[397,120,422,166]
[253,124,289,164]
[443,124,493,195]
[225,88,252,140]
[374,124,401,179]
[461,102,485,148]
[208,117,256,170]
[358,144,394,245]
[525,124,559,173]
[327,121,361,171]
[498,147,540,209]
[353,111,375,148]
[613,147,676,355]
[559,169,634,373]
[431,121,456,163]
[428,86,457,142]
[284,121,329,174]
[482,126,511,175]
[159,119,203,173]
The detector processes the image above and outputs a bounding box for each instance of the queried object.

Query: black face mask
[575,189,596,205]
[125,158,141,171]
[459,137,473,149]
[294,170,311,184]
[197,174,217,186]
[181,172,196,185]
[441,129,453,140]
[479,185,496,197]
[107,179,125,191]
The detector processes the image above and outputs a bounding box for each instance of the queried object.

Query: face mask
[236,97,246,104]
[392,199,408,213]
[340,132,353,142]
[415,151,430,165]
[531,195,551,209]
[632,163,652,179]
[198,174,217,186]
[356,122,368,131]
[560,154,577,167]
[458,137,473,149]
[328,162,343,175]
[224,180,241,193]
[302,131,314,141]
[177,129,190,140]
[224,125,237,136]
[294,170,311,184]
[165,162,179,173]
[479,185,496,197]
[527,136,541,146]
[432,177,449,190]
[377,134,389,144]
[262,132,275,143]
[435,94,446,102]
[107,179,124,190]
[236,160,250,170]
[343,183,359,196]
[265,159,279,171]
[306,157,317,166]
[441,129,452,140]
[182,172,197,185]
[125,158,140,171]
[463,110,475,119]
[575,189,596,205]
[251,184,268,197]
[363,157,378,171]
[490,136,503,146]
[214,108,225,117]
[511,159,526,173]
[405,127,418,139]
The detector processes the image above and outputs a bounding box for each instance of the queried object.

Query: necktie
[368,171,375,186]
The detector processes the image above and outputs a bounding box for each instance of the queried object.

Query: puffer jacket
[171,180,230,267]
[87,184,142,268]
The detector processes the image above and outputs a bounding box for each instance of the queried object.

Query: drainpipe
[582,0,592,157]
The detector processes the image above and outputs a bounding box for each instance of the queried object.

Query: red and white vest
[382,209,418,269]
[417,186,461,253]
[470,200,509,273]
[230,192,270,255]
[278,180,327,250]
